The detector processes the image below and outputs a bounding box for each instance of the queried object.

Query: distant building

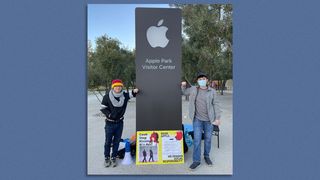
[225,79,233,91]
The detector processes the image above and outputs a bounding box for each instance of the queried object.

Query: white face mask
[197,79,207,87]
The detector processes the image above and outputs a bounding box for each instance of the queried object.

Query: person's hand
[212,119,221,126]
[133,88,139,93]
[181,81,187,87]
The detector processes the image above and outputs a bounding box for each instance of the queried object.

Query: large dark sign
[135,8,182,131]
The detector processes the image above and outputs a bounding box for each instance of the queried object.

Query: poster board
[136,130,184,165]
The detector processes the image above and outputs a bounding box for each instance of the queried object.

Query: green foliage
[174,4,233,84]
[87,35,135,90]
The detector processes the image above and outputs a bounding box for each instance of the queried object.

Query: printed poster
[136,130,184,165]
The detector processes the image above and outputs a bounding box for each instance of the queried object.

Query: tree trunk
[221,79,227,95]
[105,85,110,95]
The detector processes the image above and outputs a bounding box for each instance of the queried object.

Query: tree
[173,4,233,95]
[87,35,135,91]
[88,40,101,89]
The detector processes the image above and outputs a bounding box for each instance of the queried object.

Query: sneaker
[111,157,117,167]
[104,157,111,167]
[189,162,201,171]
[204,157,213,167]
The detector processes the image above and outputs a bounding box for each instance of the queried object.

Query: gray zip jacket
[182,85,222,123]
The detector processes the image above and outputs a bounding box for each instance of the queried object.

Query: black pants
[142,156,147,162]
[149,156,154,162]
[104,121,123,158]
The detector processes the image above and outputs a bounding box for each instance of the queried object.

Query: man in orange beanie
[100,79,139,168]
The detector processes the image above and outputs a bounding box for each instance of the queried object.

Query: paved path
[87,92,232,175]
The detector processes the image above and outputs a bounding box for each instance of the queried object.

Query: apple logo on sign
[146,19,169,48]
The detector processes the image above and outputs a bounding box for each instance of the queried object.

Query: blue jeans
[193,118,213,163]
[104,121,123,158]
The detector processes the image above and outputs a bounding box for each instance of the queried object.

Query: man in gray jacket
[181,72,222,171]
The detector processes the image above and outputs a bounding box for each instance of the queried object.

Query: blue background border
[1,0,320,179]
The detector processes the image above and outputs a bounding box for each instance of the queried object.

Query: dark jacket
[100,90,137,122]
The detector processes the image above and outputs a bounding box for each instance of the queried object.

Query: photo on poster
[87,4,233,175]
[139,145,159,163]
